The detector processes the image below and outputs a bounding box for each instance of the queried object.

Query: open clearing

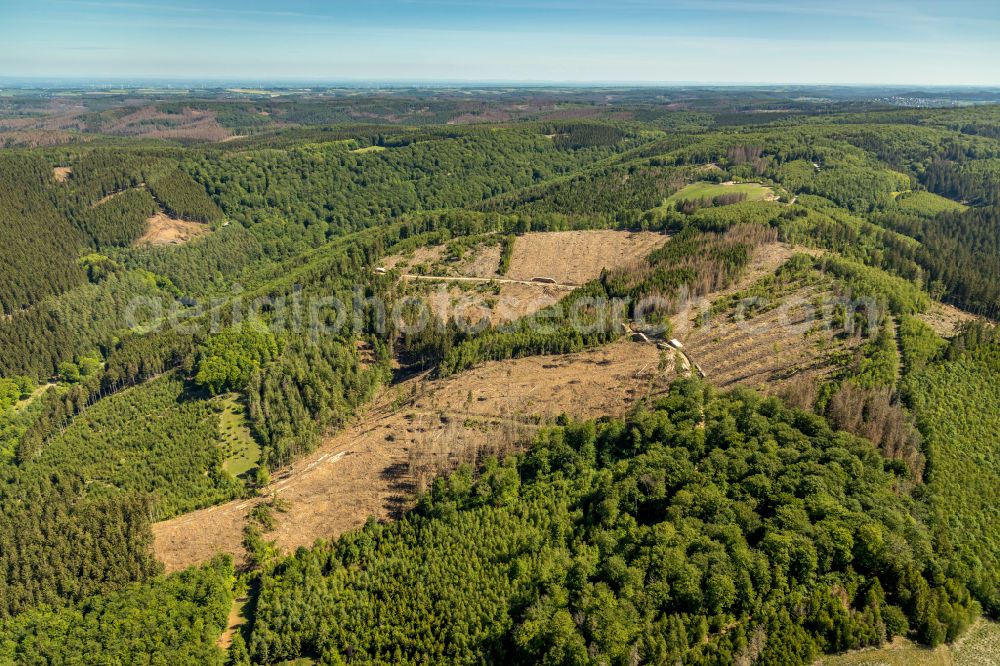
[52,166,72,182]
[217,394,260,478]
[152,339,669,572]
[387,230,670,324]
[665,181,777,205]
[407,279,573,326]
[216,596,251,651]
[818,619,1000,666]
[135,212,210,246]
[384,230,669,285]
[672,242,858,400]
[682,281,858,395]
[918,300,978,337]
[505,230,669,285]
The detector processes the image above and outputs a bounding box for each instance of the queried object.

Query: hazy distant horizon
[2,77,999,91]
[2,1,999,86]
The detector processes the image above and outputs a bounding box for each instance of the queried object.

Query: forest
[248,381,977,664]
[0,89,997,665]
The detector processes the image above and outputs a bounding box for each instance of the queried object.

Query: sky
[1,0,999,85]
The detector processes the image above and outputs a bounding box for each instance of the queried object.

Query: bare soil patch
[918,301,978,337]
[505,230,669,285]
[52,166,72,182]
[670,243,821,341]
[108,106,231,141]
[216,597,249,650]
[405,279,571,326]
[152,339,669,572]
[457,243,503,278]
[382,244,446,271]
[682,284,857,394]
[667,242,857,401]
[135,212,210,246]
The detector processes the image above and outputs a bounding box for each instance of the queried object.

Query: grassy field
[13,383,54,413]
[351,145,387,154]
[820,640,949,666]
[217,394,260,477]
[819,620,1000,666]
[893,190,968,215]
[665,180,775,204]
[951,620,1000,665]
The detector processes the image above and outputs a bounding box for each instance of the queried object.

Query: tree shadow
[380,461,413,519]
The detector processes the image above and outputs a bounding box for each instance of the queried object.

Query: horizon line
[2,76,1000,90]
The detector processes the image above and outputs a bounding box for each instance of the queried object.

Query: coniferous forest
[0,86,999,665]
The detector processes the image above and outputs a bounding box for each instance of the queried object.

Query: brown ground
[216,598,249,651]
[385,230,671,325]
[682,283,857,393]
[135,212,210,246]
[106,106,232,141]
[671,242,858,401]
[382,244,446,271]
[52,166,72,182]
[384,231,669,285]
[671,242,821,340]
[407,279,573,326]
[3,102,235,142]
[152,339,669,572]
[458,243,503,278]
[505,230,669,285]
[918,301,977,337]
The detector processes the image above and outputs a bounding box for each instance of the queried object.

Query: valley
[1,86,998,665]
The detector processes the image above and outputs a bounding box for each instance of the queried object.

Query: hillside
[0,90,998,664]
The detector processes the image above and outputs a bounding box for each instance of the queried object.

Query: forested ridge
[248,381,978,664]
[0,94,998,664]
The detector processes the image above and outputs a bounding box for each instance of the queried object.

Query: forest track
[402,274,578,289]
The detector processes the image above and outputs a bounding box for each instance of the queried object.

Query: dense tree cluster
[0,154,85,314]
[190,128,622,237]
[907,325,1000,617]
[0,269,171,378]
[148,167,225,223]
[0,470,159,619]
[74,187,158,248]
[23,373,242,518]
[878,206,1000,316]
[481,164,688,220]
[248,380,978,664]
[922,159,1000,206]
[0,556,232,664]
[195,322,279,395]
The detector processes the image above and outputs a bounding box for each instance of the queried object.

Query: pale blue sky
[1,0,998,84]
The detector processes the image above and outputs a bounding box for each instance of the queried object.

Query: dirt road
[403,274,578,289]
